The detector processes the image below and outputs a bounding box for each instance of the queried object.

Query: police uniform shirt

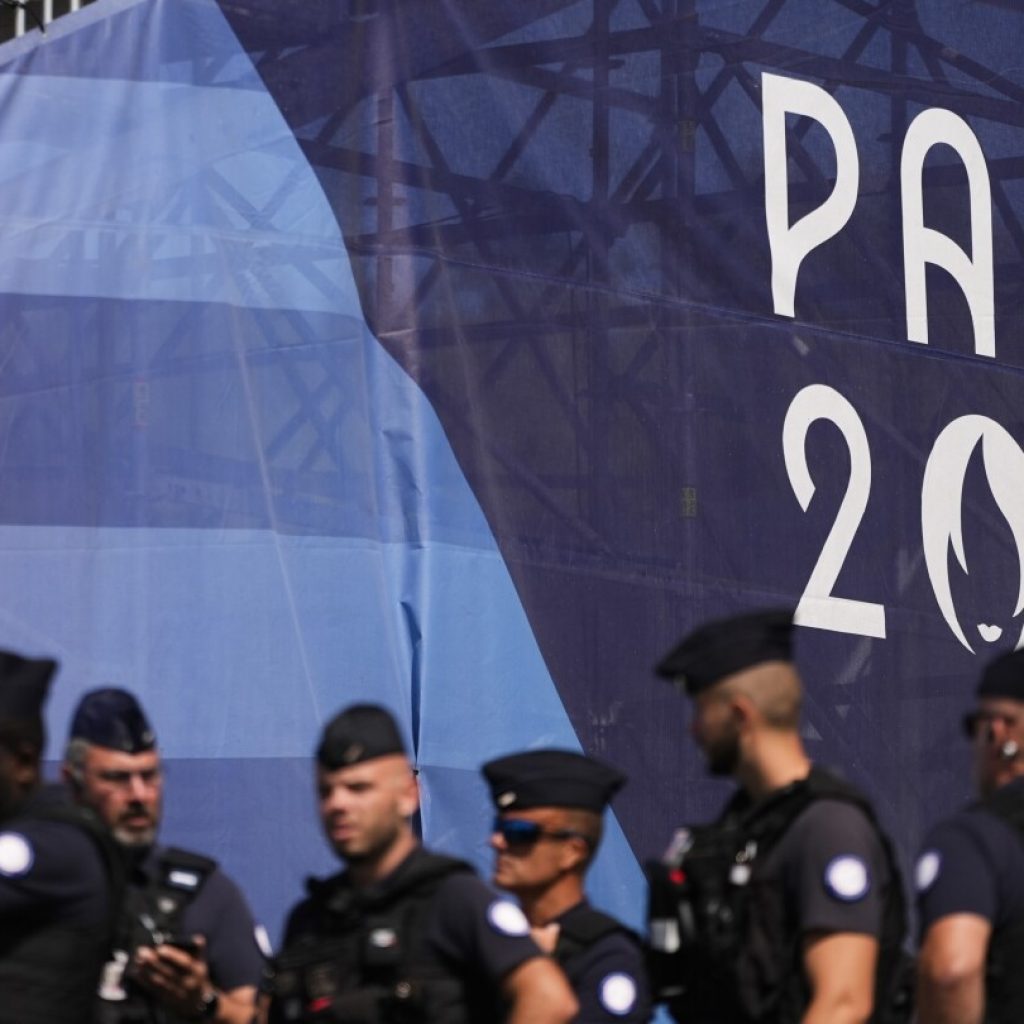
[554,902,650,1023]
[282,846,543,1006]
[0,786,109,929]
[133,845,264,992]
[915,778,1024,937]
[755,798,890,937]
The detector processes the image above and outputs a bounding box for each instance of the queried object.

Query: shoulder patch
[0,832,34,877]
[254,923,273,958]
[915,850,942,893]
[824,855,871,902]
[599,972,638,1016]
[487,899,530,936]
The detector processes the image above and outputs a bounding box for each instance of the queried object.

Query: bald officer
[648,609,909,1024]
[483,749,650,1022]
[0,651,117,1023]
[916,648,1024,1023]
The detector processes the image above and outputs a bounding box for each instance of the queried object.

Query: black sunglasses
[492,817,591,849]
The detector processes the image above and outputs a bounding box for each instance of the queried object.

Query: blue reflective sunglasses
[492,817,591,849]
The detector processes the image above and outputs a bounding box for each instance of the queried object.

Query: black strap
[554,905,629,967]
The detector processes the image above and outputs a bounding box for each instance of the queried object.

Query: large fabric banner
[0,0,1021,940]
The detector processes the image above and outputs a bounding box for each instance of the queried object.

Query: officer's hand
[134,935,216,1018]
[530,922,560,954]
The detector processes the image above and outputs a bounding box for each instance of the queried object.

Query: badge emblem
[915,850,941,893]
[824,855,870,902]
[599,973,638,1016]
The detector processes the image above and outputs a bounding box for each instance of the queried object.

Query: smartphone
[162,935,201,958]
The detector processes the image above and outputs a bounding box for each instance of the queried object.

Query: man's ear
[397,770,420,819]
[61,762,83,794]
[559,835,590,874]
[729,693,757,728]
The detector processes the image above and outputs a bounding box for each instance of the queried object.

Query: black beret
[482,749,626,813]
[977,648,1024,702]
[655,608,795,695]
[0,650,56,721]
[69,688,156,753]
[317,704,407,769]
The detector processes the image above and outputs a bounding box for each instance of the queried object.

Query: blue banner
[0,0,1020,943]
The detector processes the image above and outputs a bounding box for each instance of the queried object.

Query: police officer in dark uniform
[482,749,651,1022]
[63,687,264,1023]
[266,703,578,1023]
[916,647,1024,1024]
[0,650,118,1024]
[647,609,908,1024]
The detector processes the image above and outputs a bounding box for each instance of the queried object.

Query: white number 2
[782,384,886,638]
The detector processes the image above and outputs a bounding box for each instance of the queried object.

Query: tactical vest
[648,768,911,1024]
[976,784,1024,1024]
[269,851,478,1024]
[0,790,124,1024]
[94,846,217,1024]
[553,903,636,992]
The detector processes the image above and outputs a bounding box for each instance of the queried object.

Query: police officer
[63,687,264,1023]
[0,650,118,1023]
[648,609,908,1024]
[916,647,1024,1024]
[482,749,651,1022]
[266,703,578,1023]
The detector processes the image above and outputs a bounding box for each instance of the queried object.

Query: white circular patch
[915,850,942,893]
[0,832,33,877]
[824,855,870,902]
[487,899,530,936]
[599,973,638,1016]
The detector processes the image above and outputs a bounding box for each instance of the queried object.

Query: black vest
[0,788,123,1024]
[93,846,217,1024]
[976,783,1024,1024]
[648,768,911,1024]
[553,902,637,993]
[270,850,479,1024]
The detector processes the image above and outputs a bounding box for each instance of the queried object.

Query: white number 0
[782,384,886,638]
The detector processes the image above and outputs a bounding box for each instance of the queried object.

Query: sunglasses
[492,817,592,849]
[962,709,1019,740]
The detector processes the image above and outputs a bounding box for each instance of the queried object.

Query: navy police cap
[977,647,1024,702]
[482,749,626,813]
[0,650,56,721]
[70,688,156,753]
[317,703,407,769]
[655,608,795,696]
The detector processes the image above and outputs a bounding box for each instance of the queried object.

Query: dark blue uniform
[0,786,115,1024]
[916,777,1024,1022]
[143,845,264,990]
[553,901,650,1022]
[916,779,1024,931]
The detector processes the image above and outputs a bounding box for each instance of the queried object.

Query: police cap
[655,608,795,696]
[0,650,56,721]
[317,703,407,770]
[977,647,1024,702]
[482,749,626,813]
[69,688,156,753]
